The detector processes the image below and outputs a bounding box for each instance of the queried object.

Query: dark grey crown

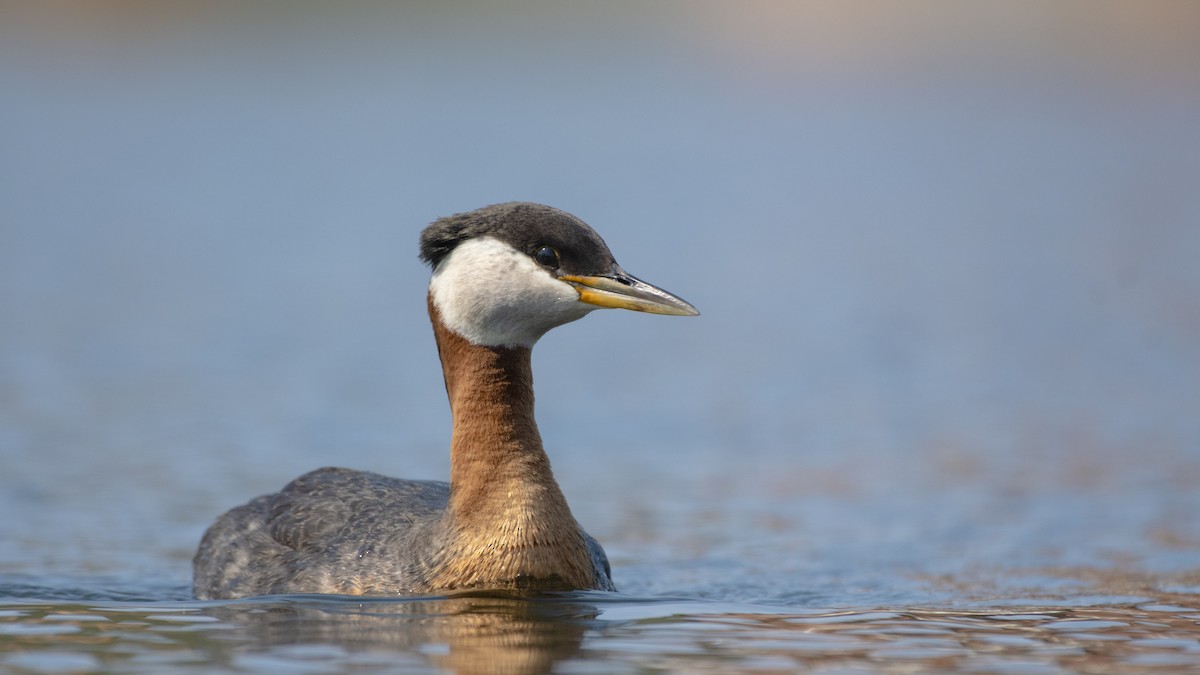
[419,202,618,275]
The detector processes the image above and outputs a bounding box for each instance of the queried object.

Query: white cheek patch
[429,237,595,347]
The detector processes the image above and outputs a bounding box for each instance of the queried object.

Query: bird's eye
[534,246,559,268]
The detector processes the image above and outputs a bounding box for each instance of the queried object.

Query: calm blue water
[2,3,1199,672]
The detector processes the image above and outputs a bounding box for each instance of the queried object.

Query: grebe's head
[421,202,698,348]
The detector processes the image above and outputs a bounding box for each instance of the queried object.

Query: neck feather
[428,296,572,524]
[426,295,598,589]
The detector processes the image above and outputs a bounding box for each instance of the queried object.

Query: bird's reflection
[203,591,603,675]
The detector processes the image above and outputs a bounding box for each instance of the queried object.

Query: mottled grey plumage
[193,468,612,598]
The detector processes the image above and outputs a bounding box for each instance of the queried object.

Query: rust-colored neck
[428,296,572,529]
[425,295,597,589]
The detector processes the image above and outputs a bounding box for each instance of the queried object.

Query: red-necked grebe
[192,202,698,599]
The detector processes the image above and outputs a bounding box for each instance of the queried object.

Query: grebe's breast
[193,467,614,599]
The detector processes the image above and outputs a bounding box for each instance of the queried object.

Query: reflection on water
[206,594,596,674]
[3,590,1199,674]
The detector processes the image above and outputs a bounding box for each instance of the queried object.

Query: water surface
[2,2,1199,672]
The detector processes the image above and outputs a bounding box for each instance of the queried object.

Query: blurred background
[1,1,1198,604]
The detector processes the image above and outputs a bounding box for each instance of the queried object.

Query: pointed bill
[559,269,699,316]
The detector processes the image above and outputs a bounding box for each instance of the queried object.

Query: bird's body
[193,203,696,599]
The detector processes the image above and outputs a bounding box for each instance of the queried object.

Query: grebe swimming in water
[192,202,698,599]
